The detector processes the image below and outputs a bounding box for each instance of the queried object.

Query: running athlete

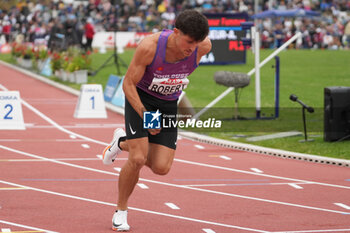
[102,9,211,231]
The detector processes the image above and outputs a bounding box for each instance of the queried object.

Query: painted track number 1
[90,96,95,109]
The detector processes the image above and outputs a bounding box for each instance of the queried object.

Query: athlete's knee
[128,155,147,170]
[151,164,171,176]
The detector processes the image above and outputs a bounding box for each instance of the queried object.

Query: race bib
[148,78,189,95]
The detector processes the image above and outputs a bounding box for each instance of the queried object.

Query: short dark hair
[174,10,209,42]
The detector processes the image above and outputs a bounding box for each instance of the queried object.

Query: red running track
[0,63,350,233]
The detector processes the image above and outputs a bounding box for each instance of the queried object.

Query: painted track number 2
[3,104,13,119]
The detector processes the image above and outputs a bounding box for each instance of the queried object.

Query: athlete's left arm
[196,36,212,64]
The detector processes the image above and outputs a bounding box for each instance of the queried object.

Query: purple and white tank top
[136,29,198,101]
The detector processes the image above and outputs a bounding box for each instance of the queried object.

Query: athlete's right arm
[122,34,158,119]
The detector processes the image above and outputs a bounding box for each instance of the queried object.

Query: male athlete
[102,9,211,231]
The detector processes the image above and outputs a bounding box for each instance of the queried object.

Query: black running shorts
[124,88,178,150]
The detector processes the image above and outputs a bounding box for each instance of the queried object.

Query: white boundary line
[1,145,349,215]
[0,219,57,233]
[0,180,269,233]
[180,131,350,167]
[1,60,349,167]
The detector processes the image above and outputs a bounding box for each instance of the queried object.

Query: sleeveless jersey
[136,29,198,101]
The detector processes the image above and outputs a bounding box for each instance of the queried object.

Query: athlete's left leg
[145,143,176,175]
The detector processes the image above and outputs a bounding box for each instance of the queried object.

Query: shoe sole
[102,145,111,160]
[112,226,130,232]
[102,145,112,164]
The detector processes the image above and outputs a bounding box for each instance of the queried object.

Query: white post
[254,29,261,117]
[248,32,301,76]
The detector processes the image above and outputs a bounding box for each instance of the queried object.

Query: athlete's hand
[148,128,161,135]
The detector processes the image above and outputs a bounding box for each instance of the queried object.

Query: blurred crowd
[0,0,349,50]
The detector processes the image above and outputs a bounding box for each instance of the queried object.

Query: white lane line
[96,155,127,161]
[334,203,350,210]
[10,91,350,192]
[0,157,127,162]
[1,228,11,232]
[165,202,180,210]
[69,135,77,139]
[0,158,100,162]
[0,139,92,142]
[250,168,263,173]
[81,144,90,149]
[174,158,350,190]
[114,167,122,172]
[0,180,270,233]
[25,124,125,129]
[0,219,57,233]
[219,155,231,160]
[195,145,205,149]
[202,228,216,233]
[273,228,350,233]
[185,182,309,188]
[0,139,21,142]
[1,145,349,215]
[56,139,87,142]
[137,183,149,189]
[288,183,304,189]
[0,187,28,190]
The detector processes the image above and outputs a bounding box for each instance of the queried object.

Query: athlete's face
[174,28,200,57]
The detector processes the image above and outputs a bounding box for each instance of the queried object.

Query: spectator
[344,20,350,49]
[0,0,349,50]
[48,18,65,52]
[84,17,95,51]
[274,23,284,48]
[2,21,11,43]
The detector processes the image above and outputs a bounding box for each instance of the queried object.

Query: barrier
[104,74,121,102]
[110,78,125,108]
[74,84,107,118]
[0,91,25,130]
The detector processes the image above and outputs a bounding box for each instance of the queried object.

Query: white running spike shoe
[112,210,130,232]
[102,128,126,165]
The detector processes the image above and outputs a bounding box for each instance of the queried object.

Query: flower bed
[11,43,91,84]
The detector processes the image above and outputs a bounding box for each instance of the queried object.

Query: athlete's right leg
[117,137,148,210]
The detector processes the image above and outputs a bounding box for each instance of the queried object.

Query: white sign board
[74,84,107,118]
[0,91,25,130]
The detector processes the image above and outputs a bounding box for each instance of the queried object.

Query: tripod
[91,2,128,76]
